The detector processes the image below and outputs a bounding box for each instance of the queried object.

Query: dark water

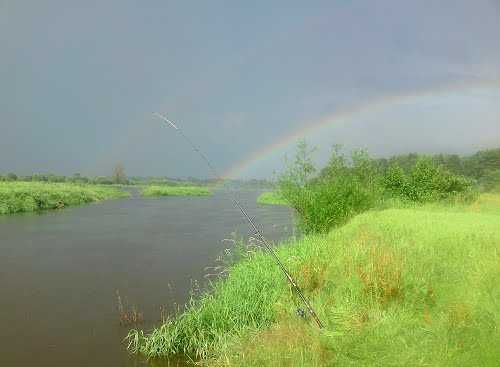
[0,190,293,366]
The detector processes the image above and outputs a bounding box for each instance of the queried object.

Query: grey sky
[1,1,499,178]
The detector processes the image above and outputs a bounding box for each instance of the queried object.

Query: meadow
[0,182,129,215]
[127,193,500,366]
[127,145,499,366]
[141,185,212,197]
[256,191,289,206]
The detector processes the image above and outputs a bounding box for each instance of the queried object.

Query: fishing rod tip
[153,112,179,130]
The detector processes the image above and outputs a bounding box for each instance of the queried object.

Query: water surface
[0,190,293,366]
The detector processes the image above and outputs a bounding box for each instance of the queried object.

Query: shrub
[383,164,406,196]
[279,144,476,234]
[279,143,382,234]
[291,178,378,234]
[383,158,476,203]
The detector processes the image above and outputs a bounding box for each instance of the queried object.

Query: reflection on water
[0,190,293,366]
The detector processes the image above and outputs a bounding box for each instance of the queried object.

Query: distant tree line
[2,148,497,192]
[0,172,127,185]
[0,171,273,189]
[374,148,500,192]
[0,163,130,185]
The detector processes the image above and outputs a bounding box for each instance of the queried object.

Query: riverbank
[141,185,212,197]
[256,191,288,206]
[128,194,500,366]
[0,182,129,214]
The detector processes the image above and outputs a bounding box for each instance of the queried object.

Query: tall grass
[0,182,129,215]
[127,194,500,366]
[141,186,212,197]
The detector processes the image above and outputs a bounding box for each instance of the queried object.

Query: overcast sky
[1,0,499,178]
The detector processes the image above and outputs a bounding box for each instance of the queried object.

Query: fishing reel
[296,307,306,319]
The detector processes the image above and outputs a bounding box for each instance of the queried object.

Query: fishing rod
[153,112,324,329]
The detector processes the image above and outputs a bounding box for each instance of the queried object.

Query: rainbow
[95,77,500,180]
[221,78,500,180]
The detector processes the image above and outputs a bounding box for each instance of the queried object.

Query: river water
[0,190,294,366]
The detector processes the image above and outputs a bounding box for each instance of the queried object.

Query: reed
[116,290,144,326]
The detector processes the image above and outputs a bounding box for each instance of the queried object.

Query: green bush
[279,144,476,234]
[292,178,378,234]
[279,143,382,234]
[383,164,406,195]
[383,158,476,203]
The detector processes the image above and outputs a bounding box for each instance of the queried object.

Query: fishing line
[153,112,324,329]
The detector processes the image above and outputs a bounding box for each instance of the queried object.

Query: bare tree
[112,163,127,184]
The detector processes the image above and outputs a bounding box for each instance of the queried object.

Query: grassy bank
[128,194,500,366]
[0,182,129,215]
[256,191,289,206]
[141,185,212,197]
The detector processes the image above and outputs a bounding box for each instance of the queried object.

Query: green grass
[141,185,212,197]
[256,191,289,206]
[0,182,129,215]
[128,194,500,366]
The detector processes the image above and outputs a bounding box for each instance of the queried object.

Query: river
[0,190,294,366]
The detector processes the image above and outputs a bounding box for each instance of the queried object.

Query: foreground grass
[128,195,500,366]
[256,191,289,206]
[141,185,212,197]
[0,182,129,215]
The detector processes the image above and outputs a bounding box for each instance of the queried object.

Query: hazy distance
[1,1,499,178]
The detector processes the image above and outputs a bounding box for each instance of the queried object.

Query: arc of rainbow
[215,78,500,185]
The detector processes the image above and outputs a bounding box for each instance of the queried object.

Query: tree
[384,164,406,195]
[282,140,316,188]
[7,173,18,181]
[112,163,127,185]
